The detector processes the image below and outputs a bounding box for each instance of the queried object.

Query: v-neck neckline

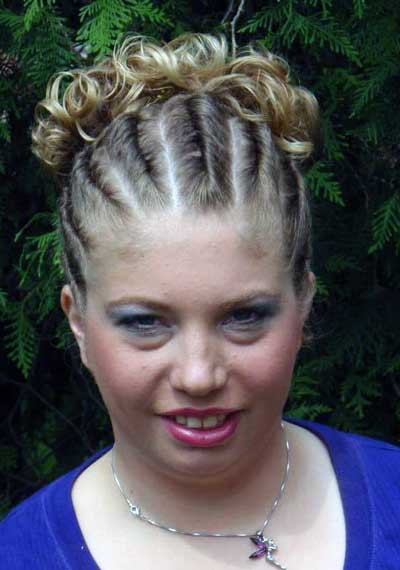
[46,419,373,569]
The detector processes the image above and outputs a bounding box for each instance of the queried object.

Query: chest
[86,513,346,570]
[72,427,347,570]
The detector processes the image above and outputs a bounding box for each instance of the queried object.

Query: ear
[296,271,316,351]
[60,285,88,367]
[306,271,316,305]
[301,271,316,318]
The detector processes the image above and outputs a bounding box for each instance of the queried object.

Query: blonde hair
[32,33,319,305]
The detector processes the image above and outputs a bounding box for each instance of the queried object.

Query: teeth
[187,417,202,428]
[173,414,228,429]
[202,415,218,428]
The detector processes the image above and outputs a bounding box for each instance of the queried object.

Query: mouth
[168,412,231,429]
[160,410,241,447]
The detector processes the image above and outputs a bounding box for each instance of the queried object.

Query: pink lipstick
[161,409,240,447]
[164,407,236,418]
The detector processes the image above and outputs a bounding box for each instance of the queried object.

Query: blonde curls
[32,34,319,176]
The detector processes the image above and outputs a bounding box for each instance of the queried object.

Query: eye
[116,313,169,337]
[222,303,279,331]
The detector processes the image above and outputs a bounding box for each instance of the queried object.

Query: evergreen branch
[287,403,332,421]
[306,161,345,206]
[288,367,332,420]
[242,5,359,63]
[369,192,400,253]
[280,12,360,63]
[351,60,399,117]
[354,10,399,68]
[303,0,333,13]
[340,373,382,419]
[240,4,287,34]
[353,0,366,19]
[302,0,333,14]
[129,0,168,25]
[3,4,78,90]
[325,254,360,273]
[4,301,38,378]
[18,226,62,284]
[15,212,56,242]
[320,115,348,162]
[9,213,63,368]
[78,0,168,60]
[350,119,384,146]
[315,276,329,297]
[23,0,57,31]
[14,213,63,332]
[27,16,75,88]
[0,8,25,40]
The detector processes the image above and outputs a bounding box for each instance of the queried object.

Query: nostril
[169,361,227,395]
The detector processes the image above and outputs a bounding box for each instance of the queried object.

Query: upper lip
[162,407,237,418]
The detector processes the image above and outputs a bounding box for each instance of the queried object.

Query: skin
[62,210,314,528]
[61,212,347,570]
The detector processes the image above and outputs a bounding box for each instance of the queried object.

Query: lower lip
[162,413,240,447]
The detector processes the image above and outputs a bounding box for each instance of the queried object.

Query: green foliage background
[1,0,399,517]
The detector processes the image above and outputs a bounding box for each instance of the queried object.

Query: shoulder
[287,417,400,566]
[287,416,399,455]
[0,472,75,569]
[0,448,109,570]
[289,417,400,481]
[287,417,400,501]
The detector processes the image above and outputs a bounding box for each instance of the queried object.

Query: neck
[110,420,289,534]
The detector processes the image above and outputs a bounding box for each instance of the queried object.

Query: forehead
[86,211,290,304]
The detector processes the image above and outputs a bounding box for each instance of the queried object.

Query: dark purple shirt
[1,419,399,569]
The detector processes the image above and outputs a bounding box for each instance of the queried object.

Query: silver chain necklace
[111,422,290,569]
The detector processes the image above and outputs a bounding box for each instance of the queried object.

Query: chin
[159,448,245,482]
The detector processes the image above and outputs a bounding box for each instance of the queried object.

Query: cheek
[84,323,155,408]
[234,315,301,394]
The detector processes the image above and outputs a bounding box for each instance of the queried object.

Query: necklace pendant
[249,532,286,569]
[129,504,141,517]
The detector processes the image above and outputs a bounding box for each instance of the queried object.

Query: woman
[1,34,398,569]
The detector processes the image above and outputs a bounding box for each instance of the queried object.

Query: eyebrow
[106,291,282,314]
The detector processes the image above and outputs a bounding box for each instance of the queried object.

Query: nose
[169,327,228,397]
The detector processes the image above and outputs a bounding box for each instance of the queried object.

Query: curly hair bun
[32,33,319,177]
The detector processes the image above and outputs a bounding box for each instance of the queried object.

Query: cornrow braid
[32,34,319,306]
[183,95,233,208]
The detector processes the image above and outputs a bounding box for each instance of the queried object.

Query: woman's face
[62,212,307,480]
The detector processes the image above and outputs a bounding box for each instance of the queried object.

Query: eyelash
[222,306,275,330]
[116,304,277,338]
[116,314,167,337]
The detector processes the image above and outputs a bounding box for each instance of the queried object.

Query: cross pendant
[249,532,287,569]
